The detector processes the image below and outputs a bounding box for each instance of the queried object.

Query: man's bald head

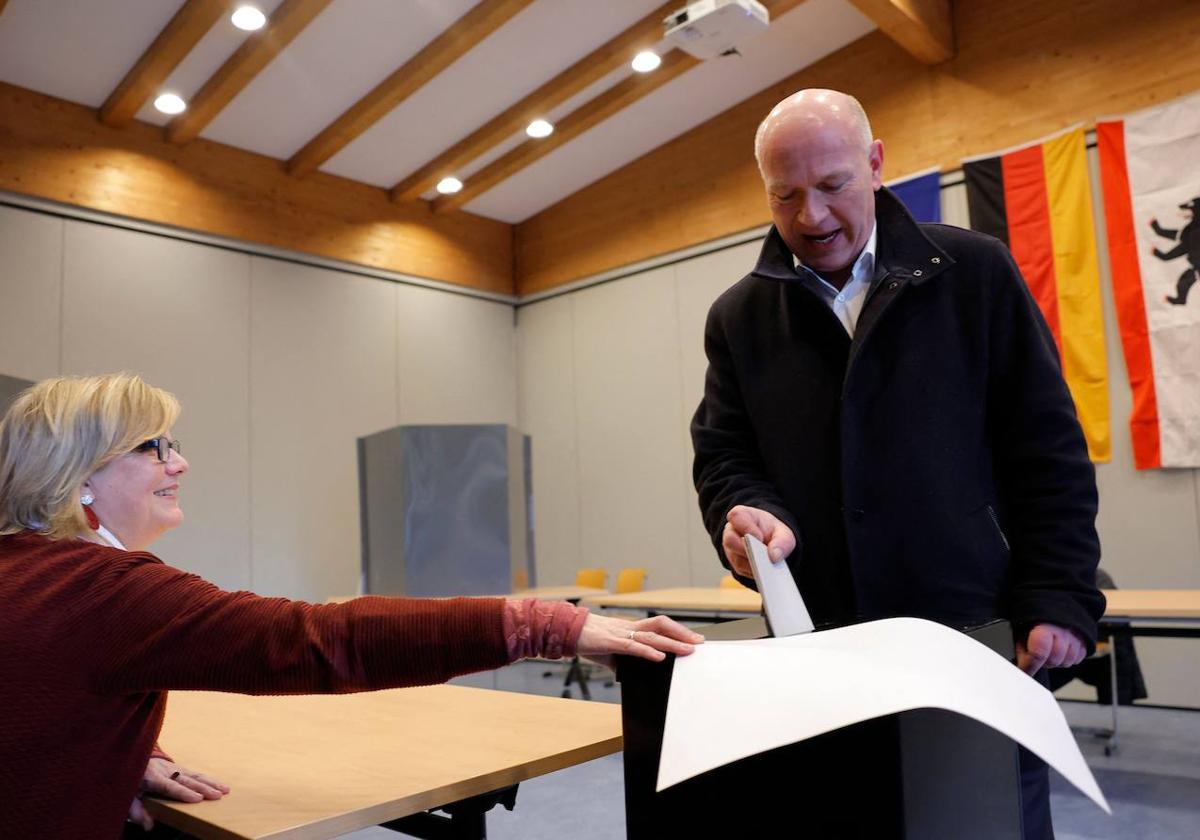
[754,89,883,287]
[754,89,873,174]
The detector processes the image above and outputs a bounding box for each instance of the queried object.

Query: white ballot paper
[658,617,1110,814]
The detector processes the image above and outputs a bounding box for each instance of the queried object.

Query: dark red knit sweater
[0,532,521,839]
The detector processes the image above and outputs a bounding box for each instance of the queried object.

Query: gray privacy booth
[357,424,535,597]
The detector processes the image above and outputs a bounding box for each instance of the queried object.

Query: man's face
[760,119,883,283]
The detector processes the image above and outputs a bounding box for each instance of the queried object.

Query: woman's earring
[81,491,99,530]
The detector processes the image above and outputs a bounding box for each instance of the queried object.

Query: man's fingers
[726,506,765,541]
[765,526,796,563]
[721,523,752,576]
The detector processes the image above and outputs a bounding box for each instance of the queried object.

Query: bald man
[691,90,1103,838]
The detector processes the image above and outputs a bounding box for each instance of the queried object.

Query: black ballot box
[617,618,1024,839]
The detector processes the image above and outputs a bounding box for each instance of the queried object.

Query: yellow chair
[719,574,743,590]
[614,567,647,594]
[576,568,608,589]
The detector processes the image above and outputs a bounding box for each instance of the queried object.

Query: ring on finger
[627,629,637,640]
[170,771,181,780]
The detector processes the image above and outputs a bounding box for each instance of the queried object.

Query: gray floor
[343,663,1200,840]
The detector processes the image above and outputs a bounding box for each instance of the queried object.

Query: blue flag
[888,169,941,223]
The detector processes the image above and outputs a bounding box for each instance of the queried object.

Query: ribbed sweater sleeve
[77,553,510,696]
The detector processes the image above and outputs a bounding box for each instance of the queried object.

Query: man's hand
[1016,623,1087,675]
[722,505,796,578]
[128,757,230,831]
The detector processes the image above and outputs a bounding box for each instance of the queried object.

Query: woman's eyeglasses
[135,437,182,462]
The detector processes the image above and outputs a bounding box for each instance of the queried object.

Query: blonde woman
[0,374,701,839]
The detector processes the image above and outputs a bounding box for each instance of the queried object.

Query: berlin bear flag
[1098,90,1200,469]
[962,126,1110,463]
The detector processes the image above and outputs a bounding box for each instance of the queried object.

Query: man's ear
[868,139,884,189]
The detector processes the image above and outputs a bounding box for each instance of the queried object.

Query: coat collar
[750,186,955,287]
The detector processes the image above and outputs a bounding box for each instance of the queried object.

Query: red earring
[81,491,99,530]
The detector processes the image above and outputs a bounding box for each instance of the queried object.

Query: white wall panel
[516,296,580,587]
[396,285,516,425]
[60,221,252,590]
[0,205,61,380]
[674,241,764,585]
[571,267,691,588]
[250,258,397,601]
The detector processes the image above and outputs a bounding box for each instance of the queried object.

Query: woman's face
[84,435,189,551]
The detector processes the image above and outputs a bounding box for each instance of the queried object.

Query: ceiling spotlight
[631,50,662,73]
[231,5,267,31]
[525,119,554,139]
[153,93,187,115]
[436,176,464,195]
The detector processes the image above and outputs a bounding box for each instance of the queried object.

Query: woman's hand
[127,757,230,830]
[577,613,704,669]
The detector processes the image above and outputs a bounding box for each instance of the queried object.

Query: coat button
[913,269,923,277]
[849,508,865,522]
[887,280,899,291]
[931,257,941,264]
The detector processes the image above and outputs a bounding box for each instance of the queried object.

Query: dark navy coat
[691,188,1104,648]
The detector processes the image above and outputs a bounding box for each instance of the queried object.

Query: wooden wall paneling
[288,0,534,178]
[0,205,62,381]
[99,0,230,127]
[165,0,334,144]
[389,0,681,203]
[845,0,954,64]
[0,82,513,293]
[515,0,1200,295]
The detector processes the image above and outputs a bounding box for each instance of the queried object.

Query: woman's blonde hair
[0,373,180,539]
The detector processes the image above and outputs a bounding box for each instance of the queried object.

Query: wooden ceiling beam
[287,0,534,178]
[99,0,230,127]
[429,0,808,213]
[166,0,333,144]
[389,0,680,203]
[845,0,954,64]
[431,49,698,214]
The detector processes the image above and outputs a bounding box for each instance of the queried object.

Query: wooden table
[582,586,762,620]
[147,685,621,839]
[512,585,608,602]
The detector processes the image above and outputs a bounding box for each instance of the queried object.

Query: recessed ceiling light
[231,5,267,31]
[631,50,662,73]
[526,119,554,139]
[436,177,464,195]
[154,93,187,115]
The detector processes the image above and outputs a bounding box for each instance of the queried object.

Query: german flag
[963,126,1110,462]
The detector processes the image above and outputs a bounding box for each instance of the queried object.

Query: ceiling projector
[663,0,770,60]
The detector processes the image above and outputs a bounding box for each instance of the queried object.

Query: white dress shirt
[792,223,878,338]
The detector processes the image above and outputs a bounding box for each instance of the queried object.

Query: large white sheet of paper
[659,617,1109,814]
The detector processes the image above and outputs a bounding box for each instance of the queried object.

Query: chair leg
[1104,635,1119,756]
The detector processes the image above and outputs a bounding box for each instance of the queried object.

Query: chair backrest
[615,567,648,594]
[719,574,742,590]
[575,568,607,589]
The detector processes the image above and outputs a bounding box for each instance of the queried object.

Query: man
[691,89,1104,837]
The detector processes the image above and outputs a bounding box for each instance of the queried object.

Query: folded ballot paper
[658,616,1110,814]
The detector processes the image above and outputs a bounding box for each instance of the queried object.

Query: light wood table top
[148,685,621,839]
[512,585,608,601]
[1101,589,1200,620]
[583,586,762,615]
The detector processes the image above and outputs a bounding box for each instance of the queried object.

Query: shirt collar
[793,221,878,291]
[96,524,127,550]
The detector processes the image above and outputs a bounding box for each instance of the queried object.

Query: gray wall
[517,170,1200,708]
[0,203,516,601]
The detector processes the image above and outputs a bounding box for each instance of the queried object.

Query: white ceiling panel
[464,0,875,222]
[321,0,662,188]
[200,0,479,159]
[0,0,183,108]
[137,0,288,127]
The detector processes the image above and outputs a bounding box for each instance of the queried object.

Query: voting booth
[618,617,1025,839]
